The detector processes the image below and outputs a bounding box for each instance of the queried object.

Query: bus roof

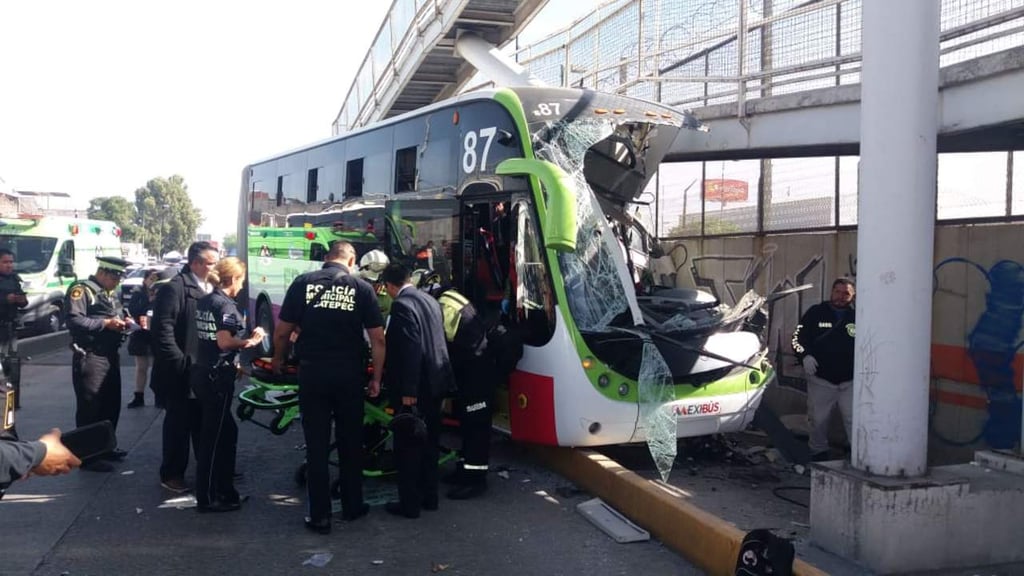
[247,89,500,167]
[245,86,700,168]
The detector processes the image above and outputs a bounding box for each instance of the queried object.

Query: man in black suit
[380,263,453,519]
[153,241,219,493]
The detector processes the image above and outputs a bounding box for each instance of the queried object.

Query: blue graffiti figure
[934,258,1024,448]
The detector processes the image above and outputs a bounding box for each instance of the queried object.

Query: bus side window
[395,146,417,193]
[514,201,555,346]
[346,159,364,197]
[310,243,327,262]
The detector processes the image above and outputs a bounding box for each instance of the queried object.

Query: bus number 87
[463,127,497,173]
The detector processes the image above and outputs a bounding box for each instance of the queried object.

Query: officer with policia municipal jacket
[0,248,28,409]
[435,285,522,500]
[273,240,385,534]
[791,277,856,462]
[65,255,132,472]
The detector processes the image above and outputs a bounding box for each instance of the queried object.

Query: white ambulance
[0,216,123,332]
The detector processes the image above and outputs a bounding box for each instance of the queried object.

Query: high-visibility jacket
[437,289,487,355]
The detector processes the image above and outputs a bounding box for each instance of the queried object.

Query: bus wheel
[256,299,274,357]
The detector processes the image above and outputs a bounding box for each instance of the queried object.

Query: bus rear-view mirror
[495,158,577,253]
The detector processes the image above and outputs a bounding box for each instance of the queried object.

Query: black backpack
[734,529,795,576]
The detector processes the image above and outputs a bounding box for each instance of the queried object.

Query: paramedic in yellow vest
[435,287,493,500]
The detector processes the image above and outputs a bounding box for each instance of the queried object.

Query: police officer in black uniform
[65,255,131,472]
[191,257,264,513]
[0,248,28,409]
[434,287,494,499]
[272,241,385,535]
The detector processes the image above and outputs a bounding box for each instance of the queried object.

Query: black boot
[127,393,144,408]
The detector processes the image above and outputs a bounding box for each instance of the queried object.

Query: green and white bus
[239,86,773,447]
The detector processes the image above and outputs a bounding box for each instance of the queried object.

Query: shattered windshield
[534,119,678,481]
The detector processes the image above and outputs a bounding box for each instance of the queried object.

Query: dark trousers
[298,362,365,522]
[393,394,442,514]
[157,363,202,482]
[72,351,121,434]
[191,365,239,506]
[0,323,18,409]
[455,352,495,482]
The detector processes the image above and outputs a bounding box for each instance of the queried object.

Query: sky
[0,0,596,241]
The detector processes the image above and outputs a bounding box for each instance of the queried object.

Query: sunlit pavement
[4,348,701,576]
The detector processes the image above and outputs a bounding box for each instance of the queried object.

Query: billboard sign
[704,179,748,203]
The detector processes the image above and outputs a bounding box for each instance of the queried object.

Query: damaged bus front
[499,88,773,461]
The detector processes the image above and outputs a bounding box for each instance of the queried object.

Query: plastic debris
[302,553,333,568]
[157,495,197,509]
[371,560,384,566]
[120,470,135,476]
[135,508,143,515]
[497,471,510,480]
[431,563,450,573]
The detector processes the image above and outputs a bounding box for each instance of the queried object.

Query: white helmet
[358,249,389,281]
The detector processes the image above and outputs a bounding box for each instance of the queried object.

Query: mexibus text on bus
[239,86,774,449]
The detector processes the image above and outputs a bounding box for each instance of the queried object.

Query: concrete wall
[656,222,1024,463]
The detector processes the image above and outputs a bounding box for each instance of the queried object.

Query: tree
[87,196,142,243]
[222,233,238,255]
[134,175,204,257]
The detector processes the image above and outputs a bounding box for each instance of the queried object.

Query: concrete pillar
[853,0,940,476]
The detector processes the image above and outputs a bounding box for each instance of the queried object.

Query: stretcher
[236,357,456,481]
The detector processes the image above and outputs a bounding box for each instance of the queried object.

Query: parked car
[119,264,168,303]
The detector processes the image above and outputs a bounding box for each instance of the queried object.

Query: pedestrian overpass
[336,0,1024,157]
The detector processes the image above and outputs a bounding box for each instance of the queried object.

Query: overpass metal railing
[513,0,1024,114]
[332,0,466,135]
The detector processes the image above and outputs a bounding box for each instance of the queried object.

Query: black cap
[152,267,179,286]
[96,256,130,274]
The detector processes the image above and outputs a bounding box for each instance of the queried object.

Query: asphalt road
[3,349,702,576]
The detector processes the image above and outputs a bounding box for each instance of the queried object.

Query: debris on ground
[302,552,333,568]
[431,562,451,572]
[555,484,586,498]
[157,495,197,509]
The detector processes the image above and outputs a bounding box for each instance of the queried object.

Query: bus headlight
[617,383,629,397]
[581,357,594,370]
[597,374,610,388]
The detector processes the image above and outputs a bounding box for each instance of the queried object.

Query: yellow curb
[531,446,829,576]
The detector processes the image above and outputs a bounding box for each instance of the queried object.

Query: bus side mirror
[58,259,76,279]
[495,158,577,253]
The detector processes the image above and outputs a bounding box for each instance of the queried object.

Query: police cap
[96,256,130,275]
[152,267,179,286]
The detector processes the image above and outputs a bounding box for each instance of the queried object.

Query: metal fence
[515,0,1024,112]
[332,0,443,135]
[509,0,1024,238]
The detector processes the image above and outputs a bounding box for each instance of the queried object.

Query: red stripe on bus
[507,370,557,446]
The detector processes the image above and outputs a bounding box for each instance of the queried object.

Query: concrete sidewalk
[3,348,701,576]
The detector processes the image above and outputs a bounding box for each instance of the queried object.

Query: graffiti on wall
[933,258,1024,449]
[664,236,1023,452]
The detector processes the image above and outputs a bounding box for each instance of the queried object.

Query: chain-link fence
[508,0,1023,238]
[515,0,1024,111]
